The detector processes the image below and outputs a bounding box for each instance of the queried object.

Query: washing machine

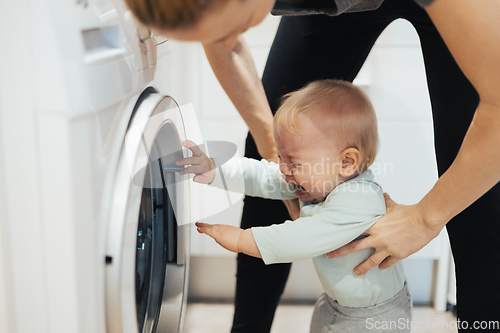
[0,0,196,332]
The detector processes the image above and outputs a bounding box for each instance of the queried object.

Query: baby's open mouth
[293,184,307,194]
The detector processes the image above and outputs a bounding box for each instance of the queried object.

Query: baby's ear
[339,148,361,177]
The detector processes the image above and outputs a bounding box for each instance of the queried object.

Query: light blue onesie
[210,157,412,332]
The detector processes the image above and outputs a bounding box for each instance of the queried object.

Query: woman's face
[159,0,276,49]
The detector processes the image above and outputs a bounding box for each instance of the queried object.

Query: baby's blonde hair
[274,79,379,172]
[124,0,230,30]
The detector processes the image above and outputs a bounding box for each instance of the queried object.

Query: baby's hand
[195,222,242,253]
[176,140,216,184]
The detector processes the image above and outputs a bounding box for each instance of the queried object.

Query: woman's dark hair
[124,0,230,30]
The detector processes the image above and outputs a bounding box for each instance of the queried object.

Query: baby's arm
[195,222,261,258]
[177,140,296,200]
[252,184,387,264]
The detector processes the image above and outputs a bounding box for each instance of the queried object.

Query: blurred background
[0,2,459,332]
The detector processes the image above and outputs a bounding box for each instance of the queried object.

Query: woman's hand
[177,140,216,184]
[325,193,444,275]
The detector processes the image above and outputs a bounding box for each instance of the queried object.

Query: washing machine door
[106,89,190,333]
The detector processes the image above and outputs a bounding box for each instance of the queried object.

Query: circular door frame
[105,91,190,333]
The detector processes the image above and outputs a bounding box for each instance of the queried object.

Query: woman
[125,0,500,332]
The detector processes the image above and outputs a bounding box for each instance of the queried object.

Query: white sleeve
[210,157,297,200]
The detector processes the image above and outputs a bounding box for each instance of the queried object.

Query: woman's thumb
[383,192,396,211]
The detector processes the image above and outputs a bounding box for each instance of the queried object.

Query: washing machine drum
[106,89,190,333]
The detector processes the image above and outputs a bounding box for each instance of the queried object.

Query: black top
[271,0,435,16]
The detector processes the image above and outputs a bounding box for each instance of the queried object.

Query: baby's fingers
[179,165,209,176]
[179,165,198,175]
[196,222,213,236]
[182,140,204,157]
[193,174,214,184]
[177,156,206,167]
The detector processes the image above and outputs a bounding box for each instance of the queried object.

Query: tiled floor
[184,303,458,333]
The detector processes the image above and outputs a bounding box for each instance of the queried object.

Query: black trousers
[231,0,500,332]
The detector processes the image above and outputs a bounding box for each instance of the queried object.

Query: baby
[178,79,412,332]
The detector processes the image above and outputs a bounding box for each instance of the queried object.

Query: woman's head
[124,0,275,48]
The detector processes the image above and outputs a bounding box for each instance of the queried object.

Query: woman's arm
[203,36,277,162]
[326,0,500,274]
[417,0,500,224]
[204,36,302,220]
